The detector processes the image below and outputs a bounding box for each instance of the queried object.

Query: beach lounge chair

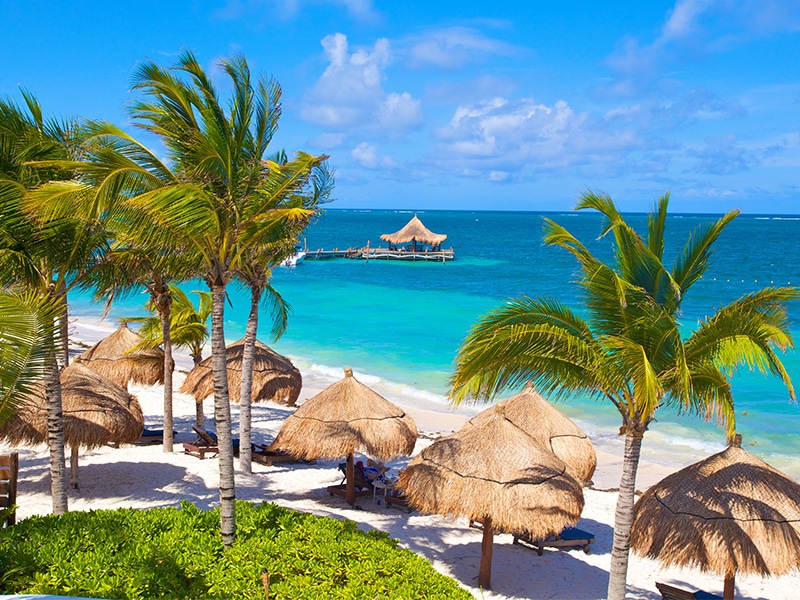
[183,426,240,459]
[468,518,594,555]
[0,453,18,527]
[655,582,722,600]
[327,462,374,500]
[137,427,178,445]
[385,490,414,512]
[251,443,316,467]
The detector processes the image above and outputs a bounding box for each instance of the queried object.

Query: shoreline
[67,313,747,491]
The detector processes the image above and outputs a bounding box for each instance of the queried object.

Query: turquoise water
[70,209,800,473]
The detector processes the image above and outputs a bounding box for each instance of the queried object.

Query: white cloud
[213,0,380,22]
[351,142,396,169]
[404,27,515,69]
[301,33,422,135]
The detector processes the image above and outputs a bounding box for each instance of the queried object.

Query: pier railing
[305,246,454,262]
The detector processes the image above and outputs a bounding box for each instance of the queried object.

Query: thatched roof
[78,323,164,387]
[0,361,144,449]
[269,367,418,462]
[631,436,800,579]
[180,338,301,406]
[397,404,584,536]
[468,382,597,484]
[380,214,447,245]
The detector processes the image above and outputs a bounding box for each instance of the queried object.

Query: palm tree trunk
[193,351,205,427]
[607,431,644,600]
[58,281,69,368]
[238,285,262,474]
[211,283,236,547]
[156,287,175,453]
[43,340,67,514]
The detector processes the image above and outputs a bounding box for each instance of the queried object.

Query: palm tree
[25,119,197,455]
[235,154,331,473]
[123,50,331,546]
[129,284,212,426]
[450,192,799,600]
[0,92,101,514]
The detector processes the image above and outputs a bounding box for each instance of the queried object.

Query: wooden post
[70,445,79,489]
[345,452,356,505]
[723,573,735,600]
[478,516,494,589]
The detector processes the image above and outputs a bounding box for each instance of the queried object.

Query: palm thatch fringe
[0,361,144,449]
[269,367,417,462]
[468,382,597,484]
[179,338,301,406]
[380,214,447,246]
[78,323,164,387]
[398,404,584,536]
[631,437,800,580]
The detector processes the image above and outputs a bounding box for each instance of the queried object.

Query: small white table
[372,480,396,501]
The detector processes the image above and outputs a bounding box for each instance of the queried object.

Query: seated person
[356,460,392,483]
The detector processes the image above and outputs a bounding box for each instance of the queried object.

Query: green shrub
[0,500,470,599]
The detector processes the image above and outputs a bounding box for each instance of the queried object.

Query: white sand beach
[3,319,798,600]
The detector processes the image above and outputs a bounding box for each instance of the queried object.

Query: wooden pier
[305,245,454,262]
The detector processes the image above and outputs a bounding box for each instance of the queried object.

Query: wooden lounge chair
[251,444,316,467]
[469,518,594,555]
[0,453,18,527]
[655,582,722,600]
[183,426,240,459]
[385,490,414,513]
[327,462,374,499]
[137,427,178,445]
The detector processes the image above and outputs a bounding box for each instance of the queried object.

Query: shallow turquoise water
[70,209,800,472]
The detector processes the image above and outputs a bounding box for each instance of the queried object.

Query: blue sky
[3,0,799,213]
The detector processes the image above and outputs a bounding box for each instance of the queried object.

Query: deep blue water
[70,209,800,473]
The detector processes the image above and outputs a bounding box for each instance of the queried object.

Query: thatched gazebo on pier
[0,360,144,488]
[630,434,800,600]
[397,405,584,589]
[270,367,418,505]
[180,338,302,406]
[467,382,597,485]
[78,323,164,388]
[380,214,447,252]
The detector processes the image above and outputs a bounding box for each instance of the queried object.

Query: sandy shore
[3,318,798,599]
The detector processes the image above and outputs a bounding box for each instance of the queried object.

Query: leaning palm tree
[0,92,102,514]
[122,51,331,546]
[129,284,212,426]
[450,192,799,600]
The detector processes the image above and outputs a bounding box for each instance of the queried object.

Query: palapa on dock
[306,214,454,262]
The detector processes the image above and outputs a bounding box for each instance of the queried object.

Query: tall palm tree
[124,50,331,546]
[450,192,799,600]
[129,284,212,426]
[0,92,100,514]
[25,120,196,455]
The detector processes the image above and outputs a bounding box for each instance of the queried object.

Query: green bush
[0,501,471,599]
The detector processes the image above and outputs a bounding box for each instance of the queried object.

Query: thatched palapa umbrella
[398,405,584,589]
[79,322,164,387]
[380,214,447,251]
[468,382,597,484]
[270,367,417,504]
[631,434,800,600]
[180,338,301,406]
[0,360,144,488]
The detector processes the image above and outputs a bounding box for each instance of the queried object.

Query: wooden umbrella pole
[478,516,494,589]
[723,573,735,600]
[346,452,356,505]
[70,445,79,489]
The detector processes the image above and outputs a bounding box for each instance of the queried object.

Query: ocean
[70,209,800,478]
